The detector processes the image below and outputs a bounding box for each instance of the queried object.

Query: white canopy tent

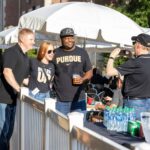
[0,26,116,53]
[0,27,18,49]
[0,27,54,45]
[18,2,143,46]
[0,27,41,49]
[0,27,18,45]
[141,27,150,33]
[145,29,150,35]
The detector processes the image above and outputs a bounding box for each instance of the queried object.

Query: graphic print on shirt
[56,55,81,64]
[37,67,53,83]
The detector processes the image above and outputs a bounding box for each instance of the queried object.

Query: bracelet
[109,57,115,60]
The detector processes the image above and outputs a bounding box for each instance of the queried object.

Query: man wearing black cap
[53,27,93,115]
[106,33,150,120]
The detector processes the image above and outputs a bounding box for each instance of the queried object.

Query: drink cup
[72,74,80,85]
[87,97,94,105]
[141,112,150,143]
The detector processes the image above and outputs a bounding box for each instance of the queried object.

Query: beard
[63,42,75,50]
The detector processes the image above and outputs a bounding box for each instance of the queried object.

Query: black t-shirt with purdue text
[53,46,92,102]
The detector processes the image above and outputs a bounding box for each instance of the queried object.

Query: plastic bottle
[122,108,129,132]
[107,107,112,130]
[108,108,115,131]
[129,108,136,121]
[116,108,123,132]
[103,106,110,127]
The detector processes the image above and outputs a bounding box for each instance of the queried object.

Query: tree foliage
[27,49,37,58]
[109,0,150,27]
[103,53,129,68]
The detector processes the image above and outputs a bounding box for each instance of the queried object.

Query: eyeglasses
[132,41,136,45]
[47,50,55,54]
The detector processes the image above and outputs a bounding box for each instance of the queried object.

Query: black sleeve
[83,50,92,72]
[117,58,138,76]
[3,49,17,70]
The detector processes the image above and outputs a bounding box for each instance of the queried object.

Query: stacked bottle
[103,106,136,132]
[103,106,110,127]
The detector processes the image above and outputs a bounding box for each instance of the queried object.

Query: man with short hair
[0,28,35,150]
[106,33,150,120]
[53,27,93,115]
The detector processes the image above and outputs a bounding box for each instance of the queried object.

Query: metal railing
[10,87,130,150]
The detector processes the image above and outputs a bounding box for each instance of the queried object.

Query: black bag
[49,89,56,99]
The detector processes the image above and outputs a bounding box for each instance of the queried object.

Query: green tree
[27,49,37,58]
[109,0,150,27]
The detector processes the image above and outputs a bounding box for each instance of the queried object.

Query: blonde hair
[18,28,34,42]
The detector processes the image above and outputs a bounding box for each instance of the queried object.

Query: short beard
[63,43,75,50]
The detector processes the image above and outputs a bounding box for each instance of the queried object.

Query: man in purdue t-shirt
[53,28,93,115]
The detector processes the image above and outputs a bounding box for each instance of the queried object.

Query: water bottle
[129,108,136,121]
[103,106,110,127]
[108,108,115,131]
[122,108,128,132]
[107,108,112,130]
[116,108,123,132]
[112,108,117,131]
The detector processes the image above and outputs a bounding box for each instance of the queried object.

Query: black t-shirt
[117,54,150,98]
[0,44,29,104]
[28,58,55,93]
[53,46,92,102]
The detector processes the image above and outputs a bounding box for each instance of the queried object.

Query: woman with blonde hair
[28,41,55,101]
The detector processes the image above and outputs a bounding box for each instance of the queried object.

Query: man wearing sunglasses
[106,33,150,120]
[53,27,93,115]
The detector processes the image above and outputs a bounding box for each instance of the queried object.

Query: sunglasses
[132,41,136,45]
[47,50,55,54]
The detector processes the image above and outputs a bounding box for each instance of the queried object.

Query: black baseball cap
[131,33,150,47]
[60,28,75,38]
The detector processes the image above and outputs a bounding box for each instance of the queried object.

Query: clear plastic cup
[141,112,150,143]
[72,74,80,85]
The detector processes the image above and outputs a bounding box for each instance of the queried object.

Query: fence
[10,87,129,150]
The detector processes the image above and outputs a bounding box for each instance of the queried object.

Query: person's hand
[95,102,105,110]
[110,104,117,108]
[110,48,121,59]
[73,75,83,85]
[104,96,112,101]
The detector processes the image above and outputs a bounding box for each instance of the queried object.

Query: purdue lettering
[56,55,81,64]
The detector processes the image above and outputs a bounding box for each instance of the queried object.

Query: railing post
[20,99,25,150]
[68,112,85,150]
[44,98,56,150]
[20,87,28,150]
